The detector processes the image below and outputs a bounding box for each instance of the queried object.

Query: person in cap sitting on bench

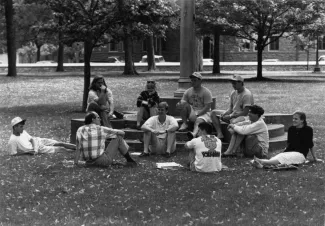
[8,117,76,155]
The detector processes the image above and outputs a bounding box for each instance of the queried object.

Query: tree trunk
[147,35,156,71]
[56,18,64,71]
[56,38,64,71]
[314,36,320,72]
[212,28,220,74]
[5,0,17,77]
[36,44,41,62]
[256,43,264,80]
[194,37,203,72]
[123,35,138,75]
[82,40,93,112]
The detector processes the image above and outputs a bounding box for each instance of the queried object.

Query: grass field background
[0,74,324,225]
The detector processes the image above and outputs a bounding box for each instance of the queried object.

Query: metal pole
[174,0,195,97]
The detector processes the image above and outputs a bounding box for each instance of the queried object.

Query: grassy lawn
[0,73,324,226]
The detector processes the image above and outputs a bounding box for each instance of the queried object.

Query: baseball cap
[11,117,26,127]
[230,75,244,82]
[189,72,202,80]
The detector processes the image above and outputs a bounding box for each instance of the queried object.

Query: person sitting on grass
[75,111,137,168]
[176,72,213,140]
[210,75,254,139]
[139,102,179,158]
[252,111,322,168]
[87,75,114,128]
[222,105,269,158]
[136,80,160,130]
[184,122,222,173]
[8,117,76,156]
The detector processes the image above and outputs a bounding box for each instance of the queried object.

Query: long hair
[89,75,107,91]
[293,111,307,126]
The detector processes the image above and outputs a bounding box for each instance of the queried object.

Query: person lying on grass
[136,80,160,130]
[222,104,269,158]
[8,117,76,156]
[184,122,222,173]
[139,102,179,158]
[252,111,322,168]
[74,111,137,167]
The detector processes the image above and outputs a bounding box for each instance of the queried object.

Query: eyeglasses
[147,81,155,84]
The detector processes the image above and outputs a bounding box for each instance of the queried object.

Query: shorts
[244,135,268,158]
[270,152,306,165]
[34,137,59,154]
[189,106,212,123]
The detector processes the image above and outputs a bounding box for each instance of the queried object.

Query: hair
[249,105,264,118]
[293,111,307,126]
[89,75,107,91]
[145,81,157,91]
[198,122,213,135]
[85,111,97,125]
[157,102,168,111]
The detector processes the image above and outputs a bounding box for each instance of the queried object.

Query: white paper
[156,162,183,169]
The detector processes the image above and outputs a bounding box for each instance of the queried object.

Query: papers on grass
[130,152,142,156]
[156,162,183,170]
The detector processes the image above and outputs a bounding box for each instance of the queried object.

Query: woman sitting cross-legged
[252,111,322,168]
[136,80,160,130]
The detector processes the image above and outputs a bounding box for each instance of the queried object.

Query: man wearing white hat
[8,117,76,155]
[211,75,254,139]
[176,72,213,140]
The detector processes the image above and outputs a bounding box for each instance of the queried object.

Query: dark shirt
[284,125,314,157]
[136,90,160,108]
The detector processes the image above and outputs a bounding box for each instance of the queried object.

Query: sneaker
[179,123,188,132]
[139,152,150,157]
[187,131,194,140]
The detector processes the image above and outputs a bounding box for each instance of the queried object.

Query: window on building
[109,41,118,52]
[269,37,279,51]
[238,39,251,51]
[318,36,325,50]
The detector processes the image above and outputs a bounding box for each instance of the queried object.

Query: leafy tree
[222,0,321,79]
[45,0,119,111]
[112,0,179,74]
[195,0,236,74]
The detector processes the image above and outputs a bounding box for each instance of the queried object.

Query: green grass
[0,74,324,226]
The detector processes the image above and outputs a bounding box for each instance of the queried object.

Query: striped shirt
[76,124,118,161]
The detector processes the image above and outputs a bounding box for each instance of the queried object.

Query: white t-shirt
[8,131,34,155]
[229,88,254,115]
[186,135,222,172]
[87,88,113,109]
[143,115,179,139]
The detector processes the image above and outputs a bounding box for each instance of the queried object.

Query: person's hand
[152,130,160,135]
[142,101,148,105]
[222,114,231,121]
[100,105,109,111]
[312,158,323,163]
[108,111,113,117]
[118,130,125,137]
[100,85,106,91]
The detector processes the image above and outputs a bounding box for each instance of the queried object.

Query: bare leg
[54,142,76,150]
[224,133,245,155]
[100,111,112,128]
[136,107,144,127]
[179,102,191,130]
[255,156,280,166]
[211,110,224,139]
[143,131,152,153]
[166,131,176,153]
[192,118,205,137]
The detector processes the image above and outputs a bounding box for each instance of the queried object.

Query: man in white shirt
[8,117,76,156]
[139,102,179,158]
[185,122,222,173]
[223,105,269,158]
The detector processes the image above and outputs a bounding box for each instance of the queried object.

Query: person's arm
[166,117,179,132]
[30,137,38,154]
[230,106,250,119]
[74,143,81,166]
[184,140,194,150]
[141,118,160,135]
[309,147,322,162]
[136,91,146,107]
[176,91,188,108]
[232,120,264,135]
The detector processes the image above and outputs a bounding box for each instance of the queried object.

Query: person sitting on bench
[223,105,269,158]
[8,117,76,155]
[252,111,322,168]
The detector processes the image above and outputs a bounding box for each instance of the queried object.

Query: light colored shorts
[34,137,59,154]
[189,106,212,123]
[270,152,306,165]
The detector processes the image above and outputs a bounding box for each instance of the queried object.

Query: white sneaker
[179,123,188,131]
